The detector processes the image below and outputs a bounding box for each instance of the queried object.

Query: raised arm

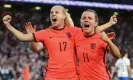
[25,22,43,52]
[3,15,34,42]
[96,15,117,32]
[101,32,121,59]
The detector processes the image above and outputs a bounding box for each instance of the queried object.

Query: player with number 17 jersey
[33,26,81,79]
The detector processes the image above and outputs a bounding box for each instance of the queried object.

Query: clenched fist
[3,15,12,25]
[2,15,12,29]
[109,15,117,25]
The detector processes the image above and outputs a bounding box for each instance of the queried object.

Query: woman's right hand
[2,15,12,29]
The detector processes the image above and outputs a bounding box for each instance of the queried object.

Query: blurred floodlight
[35,6,41,10]
[4,4,12,8]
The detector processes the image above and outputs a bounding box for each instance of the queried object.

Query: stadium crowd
[0,3,133,80]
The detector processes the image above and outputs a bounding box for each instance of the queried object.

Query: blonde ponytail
[63,9,74,27]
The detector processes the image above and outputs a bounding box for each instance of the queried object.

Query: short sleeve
[126,59,130,65]
[70,27,81,42]
[102,42,108,49]
[100,34,108,50]
[70,27,81,36]
[115,60,119,66]
[33,30,47,42]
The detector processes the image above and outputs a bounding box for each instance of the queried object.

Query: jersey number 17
[59,41,67,52]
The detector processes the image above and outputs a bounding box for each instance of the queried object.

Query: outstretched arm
[25,22,43,52]
[101,32,121,59]
[3,15,34,42]
[96,15,117,32]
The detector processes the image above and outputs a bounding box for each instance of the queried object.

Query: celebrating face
[50,6,66,29]
[80,11,97,33]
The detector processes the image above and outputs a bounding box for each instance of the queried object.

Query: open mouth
[52,19,57,22]
[84,25,90,28]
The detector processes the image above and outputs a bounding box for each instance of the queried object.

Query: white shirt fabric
[115,57,130,77]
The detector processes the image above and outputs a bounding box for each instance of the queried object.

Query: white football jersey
[115,57,130,77]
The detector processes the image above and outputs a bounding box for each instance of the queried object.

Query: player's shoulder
[124,57,130,61]
[75,31,83,38]
[40,27,52,31]
[72,26,82,32]
[116,59,121,64]
[117,58,128,63]
[36,29,47,33]
[70,26,81,30]
[117,58,122,62]
[93,32,101,38]
[66,26,82,32]
[34,28,51,35]
[94,32,104,42]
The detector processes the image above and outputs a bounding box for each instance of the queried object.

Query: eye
[82,17,86,20]
[55,11,59,14]
[88,17,92,20]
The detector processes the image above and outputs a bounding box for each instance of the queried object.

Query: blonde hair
[53,5,74,27]
[63,9,74,26]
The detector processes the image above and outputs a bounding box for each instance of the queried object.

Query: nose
[85,20,89,22]
[84,19,89,23]
[84,18,89,22]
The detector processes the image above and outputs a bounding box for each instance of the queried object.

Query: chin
[83,29,91,33]
[52,24,58,27]
[84,31,90,34]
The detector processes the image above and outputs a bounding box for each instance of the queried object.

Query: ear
[94,22,98,27]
